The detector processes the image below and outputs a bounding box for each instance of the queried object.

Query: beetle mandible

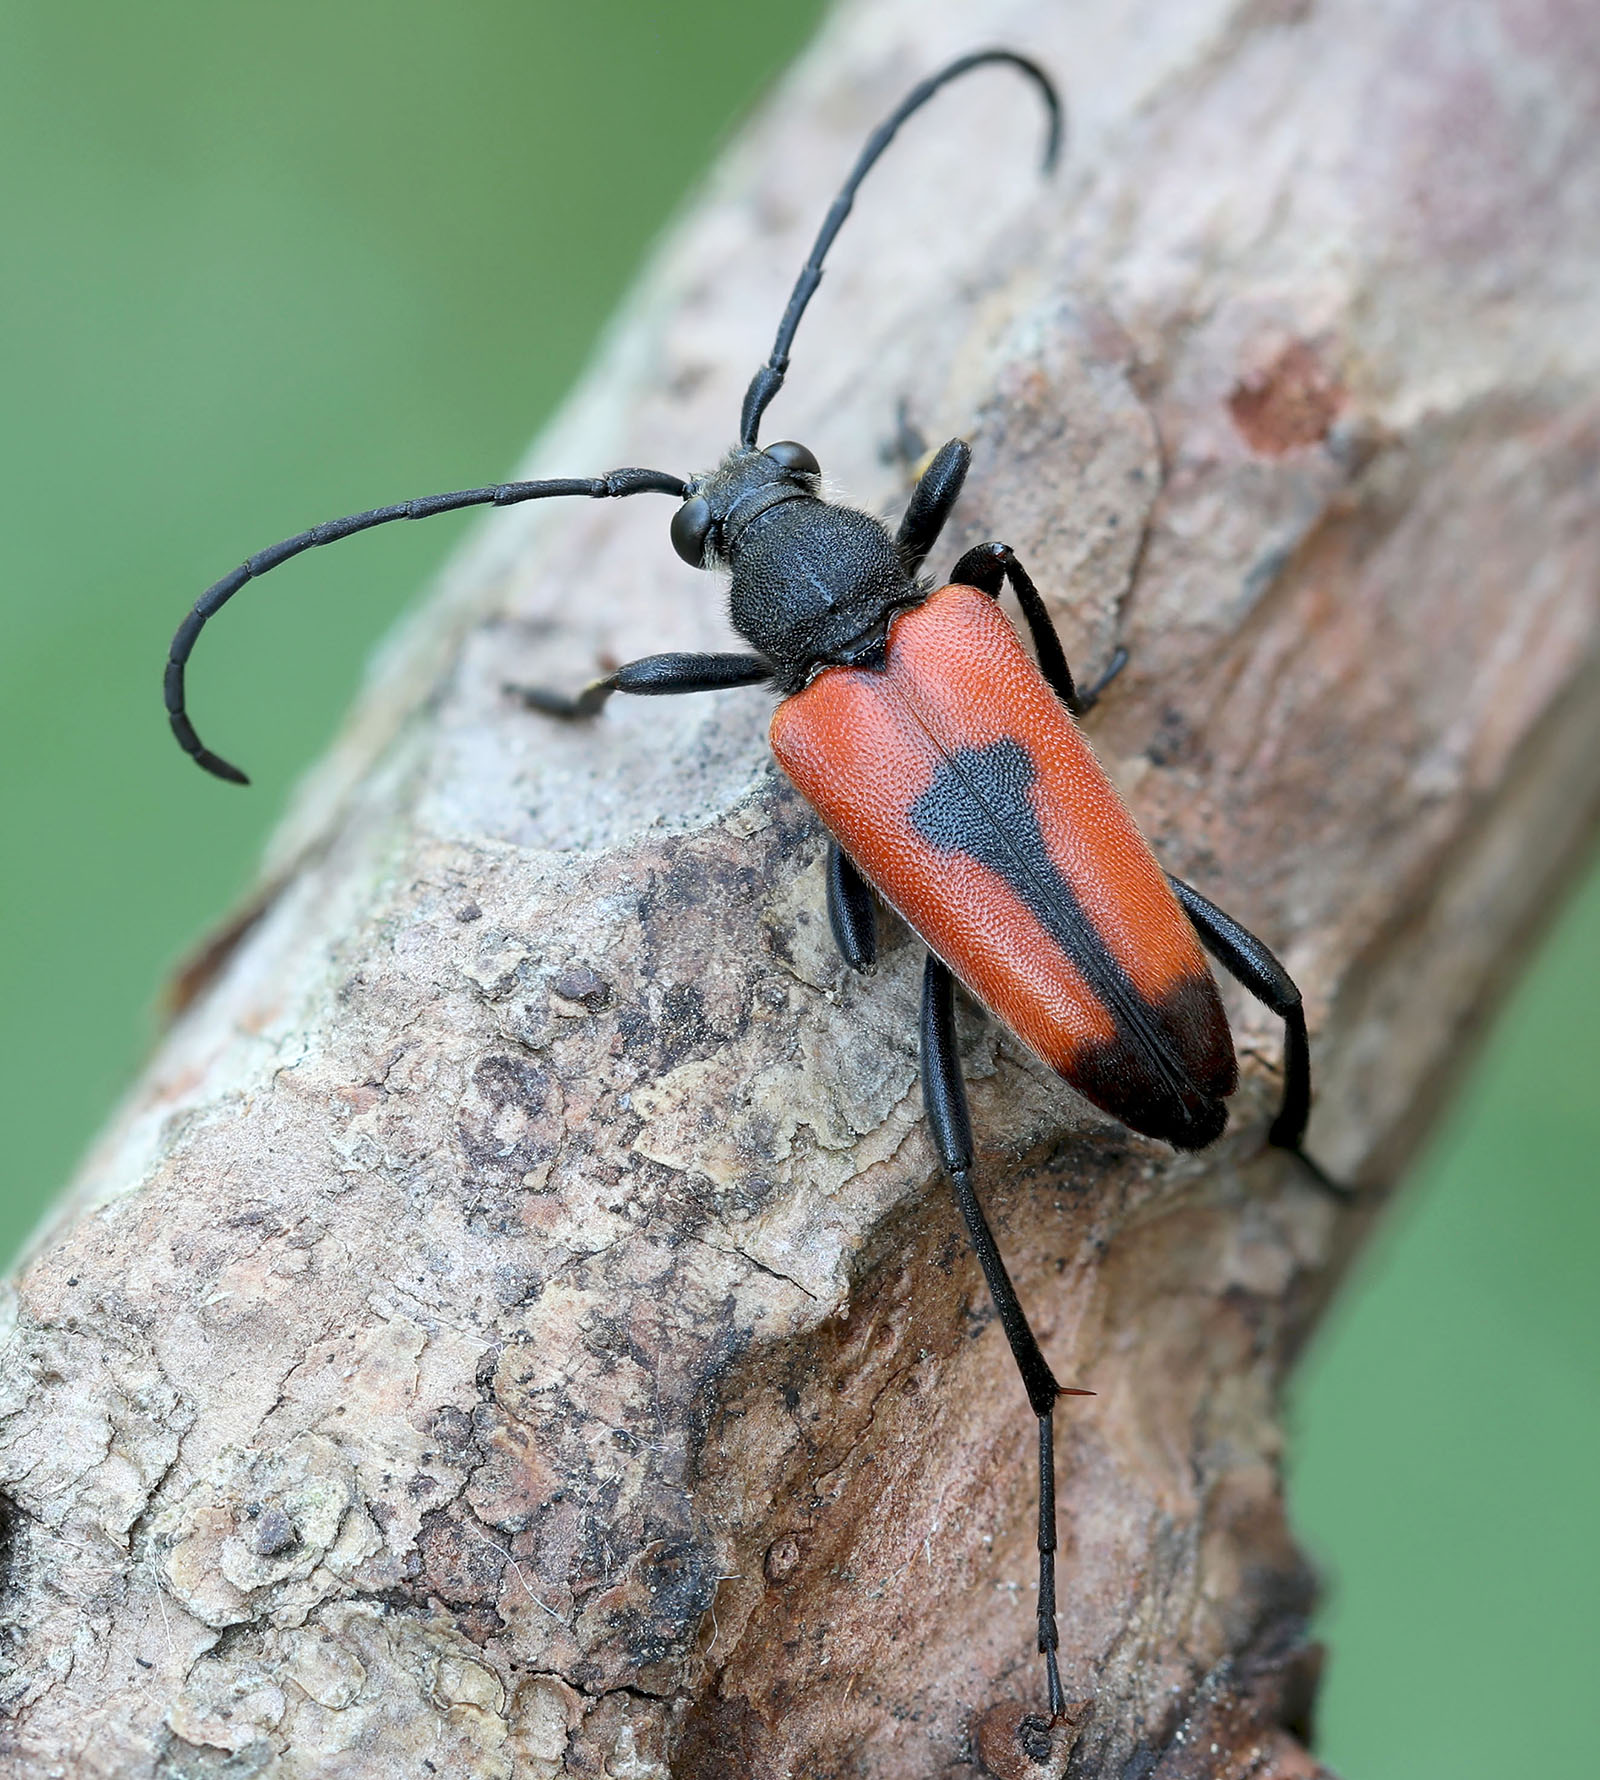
[163,48,1347,1718]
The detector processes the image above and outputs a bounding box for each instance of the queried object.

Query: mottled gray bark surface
[3,1,1598,1776]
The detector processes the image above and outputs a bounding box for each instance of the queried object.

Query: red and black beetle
[164,49,1345,1716]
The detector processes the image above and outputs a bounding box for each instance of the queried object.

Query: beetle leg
[896,438,971,577]
[949,542,1128,721]
[922,955,1090,1717]
[881,396,929,473]
[505,650,772,720]
[826,843,877,971]
[1166,874,1357,1202]
[1071,646,1130,715]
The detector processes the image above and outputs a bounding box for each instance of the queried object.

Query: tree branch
[4,1,1599,1775]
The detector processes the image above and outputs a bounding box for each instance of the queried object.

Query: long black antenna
[166,467,687,783]
[738,48,1061,449]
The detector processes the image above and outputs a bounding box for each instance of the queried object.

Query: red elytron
[773,582,1238,1149]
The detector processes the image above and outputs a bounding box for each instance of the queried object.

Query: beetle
[163,48,1346,1718]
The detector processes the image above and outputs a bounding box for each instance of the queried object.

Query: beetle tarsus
[1074,645,1129,716]
[1045,1646,1066,1719]
[505,677,616,720]
[1038,1409,1066,1715]
[1282,1143,1360,1204]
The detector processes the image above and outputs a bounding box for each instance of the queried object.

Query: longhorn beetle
[164,49,1347,1719]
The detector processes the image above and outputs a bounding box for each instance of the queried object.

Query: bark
[4,1,1599,1775]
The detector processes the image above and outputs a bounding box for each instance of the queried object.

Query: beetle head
[671,441,821,569]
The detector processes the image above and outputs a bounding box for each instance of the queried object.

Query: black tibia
[167,466,688,784]
[921,956,1083,1717]
[1167,874,1354,1201]
[826,843,876,972]
[949,541,1127,719]
[895,438,970,577]
[507,651,771,720]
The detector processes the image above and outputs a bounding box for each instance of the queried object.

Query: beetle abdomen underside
[771,584,1237,1149]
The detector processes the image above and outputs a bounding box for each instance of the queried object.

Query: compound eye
[670,496,715,566]
[764,440,820,478]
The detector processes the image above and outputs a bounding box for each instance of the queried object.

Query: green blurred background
[0,3,1593,1772]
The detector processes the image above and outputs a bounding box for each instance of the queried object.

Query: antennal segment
[738,48,1061,449]
[166,467,687,784]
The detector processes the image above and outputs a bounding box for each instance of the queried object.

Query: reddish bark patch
[1228,341,1344,453]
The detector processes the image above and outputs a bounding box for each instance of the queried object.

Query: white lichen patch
[156,1435,379,1629]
